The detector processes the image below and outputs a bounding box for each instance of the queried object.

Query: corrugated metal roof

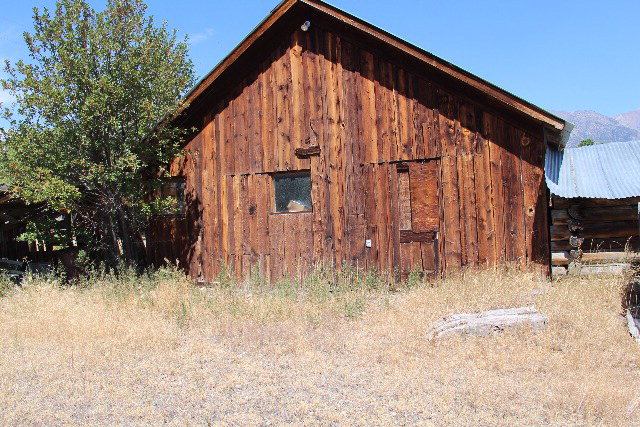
[545,140,640,199]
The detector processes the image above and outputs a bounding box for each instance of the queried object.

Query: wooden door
[397,160,440,277]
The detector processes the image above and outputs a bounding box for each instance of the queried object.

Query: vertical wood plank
[360,50,378,164]
[248,72,264,173]
[458,152,479,265]
[201,113,214,278]
[500,123,526,262]
[438,89,457,158]
[261,54,275,173]
[233,175,243,279]
[223,174,234,269]
[256,174,270,255]
[473,131,498,266]
[521,132,550,272]
[274,45,291,171]
[289,31,305,170]
[410,73,426,159]
[308,28,330,265]
[325,32,346,265]
[268,214,284,281]
[395,67,412,160]
[375,164,391,273]
[235,85,249,174]
[420,241,438,273]
[375,58,392,162]
[363,165,379,271]
[457,107,479,266]
[441,156,462,270]
[398,170,412,230]
[389,165,401,274]
[222,95,234,175]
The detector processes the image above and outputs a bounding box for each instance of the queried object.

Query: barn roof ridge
[175,0,568,141]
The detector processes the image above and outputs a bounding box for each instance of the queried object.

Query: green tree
[0,0,194,266]
[578,138,595,147]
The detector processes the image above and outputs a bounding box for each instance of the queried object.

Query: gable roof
[545,140,640,199]
[175,0,567,140]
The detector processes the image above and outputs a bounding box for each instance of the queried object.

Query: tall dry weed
[0,265,639,425]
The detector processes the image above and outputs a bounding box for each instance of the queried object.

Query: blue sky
[1,0,639,117]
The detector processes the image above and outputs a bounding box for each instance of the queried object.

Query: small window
[273,171,312,213]
[160,179,185,215]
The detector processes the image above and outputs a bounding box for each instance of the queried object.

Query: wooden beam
[294,145,321,158]
[400,230,437,243]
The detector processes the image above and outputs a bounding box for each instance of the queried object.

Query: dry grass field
[1,265,639,426]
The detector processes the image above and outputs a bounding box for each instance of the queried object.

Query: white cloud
[189,28,215,45]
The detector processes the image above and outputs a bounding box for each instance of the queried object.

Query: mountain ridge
[552,109,640,147]
[614,109,640,132]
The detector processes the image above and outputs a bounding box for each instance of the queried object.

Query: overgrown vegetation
[1,266,638,424]
[0,0,194,266]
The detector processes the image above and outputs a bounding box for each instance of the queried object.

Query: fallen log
[427,306,547,339]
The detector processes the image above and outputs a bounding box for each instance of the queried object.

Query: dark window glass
[161,179,185,215]
[273,172,312,213]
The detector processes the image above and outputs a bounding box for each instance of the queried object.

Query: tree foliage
[578,138,595,147]
[1,0,194,265]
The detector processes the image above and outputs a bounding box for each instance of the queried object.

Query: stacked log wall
[550,195,640,271]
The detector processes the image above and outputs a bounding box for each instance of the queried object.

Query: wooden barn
[147,0,571,282]
[546,140,640,275]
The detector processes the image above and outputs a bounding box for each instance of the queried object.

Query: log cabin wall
[147,20,552,282]
[550,195,640,272]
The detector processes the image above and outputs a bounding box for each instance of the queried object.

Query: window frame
[270,170,313,215]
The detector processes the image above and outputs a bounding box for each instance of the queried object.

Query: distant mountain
[552,110,640,147]
[614,109,640,132]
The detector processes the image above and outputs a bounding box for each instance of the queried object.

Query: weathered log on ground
[427,306,548,339]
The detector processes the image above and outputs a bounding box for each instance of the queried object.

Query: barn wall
[148,23,550,281]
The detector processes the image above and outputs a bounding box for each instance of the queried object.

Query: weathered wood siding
[148,23,550,281]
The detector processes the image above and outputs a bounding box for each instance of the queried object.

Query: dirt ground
[1,268,639,425]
